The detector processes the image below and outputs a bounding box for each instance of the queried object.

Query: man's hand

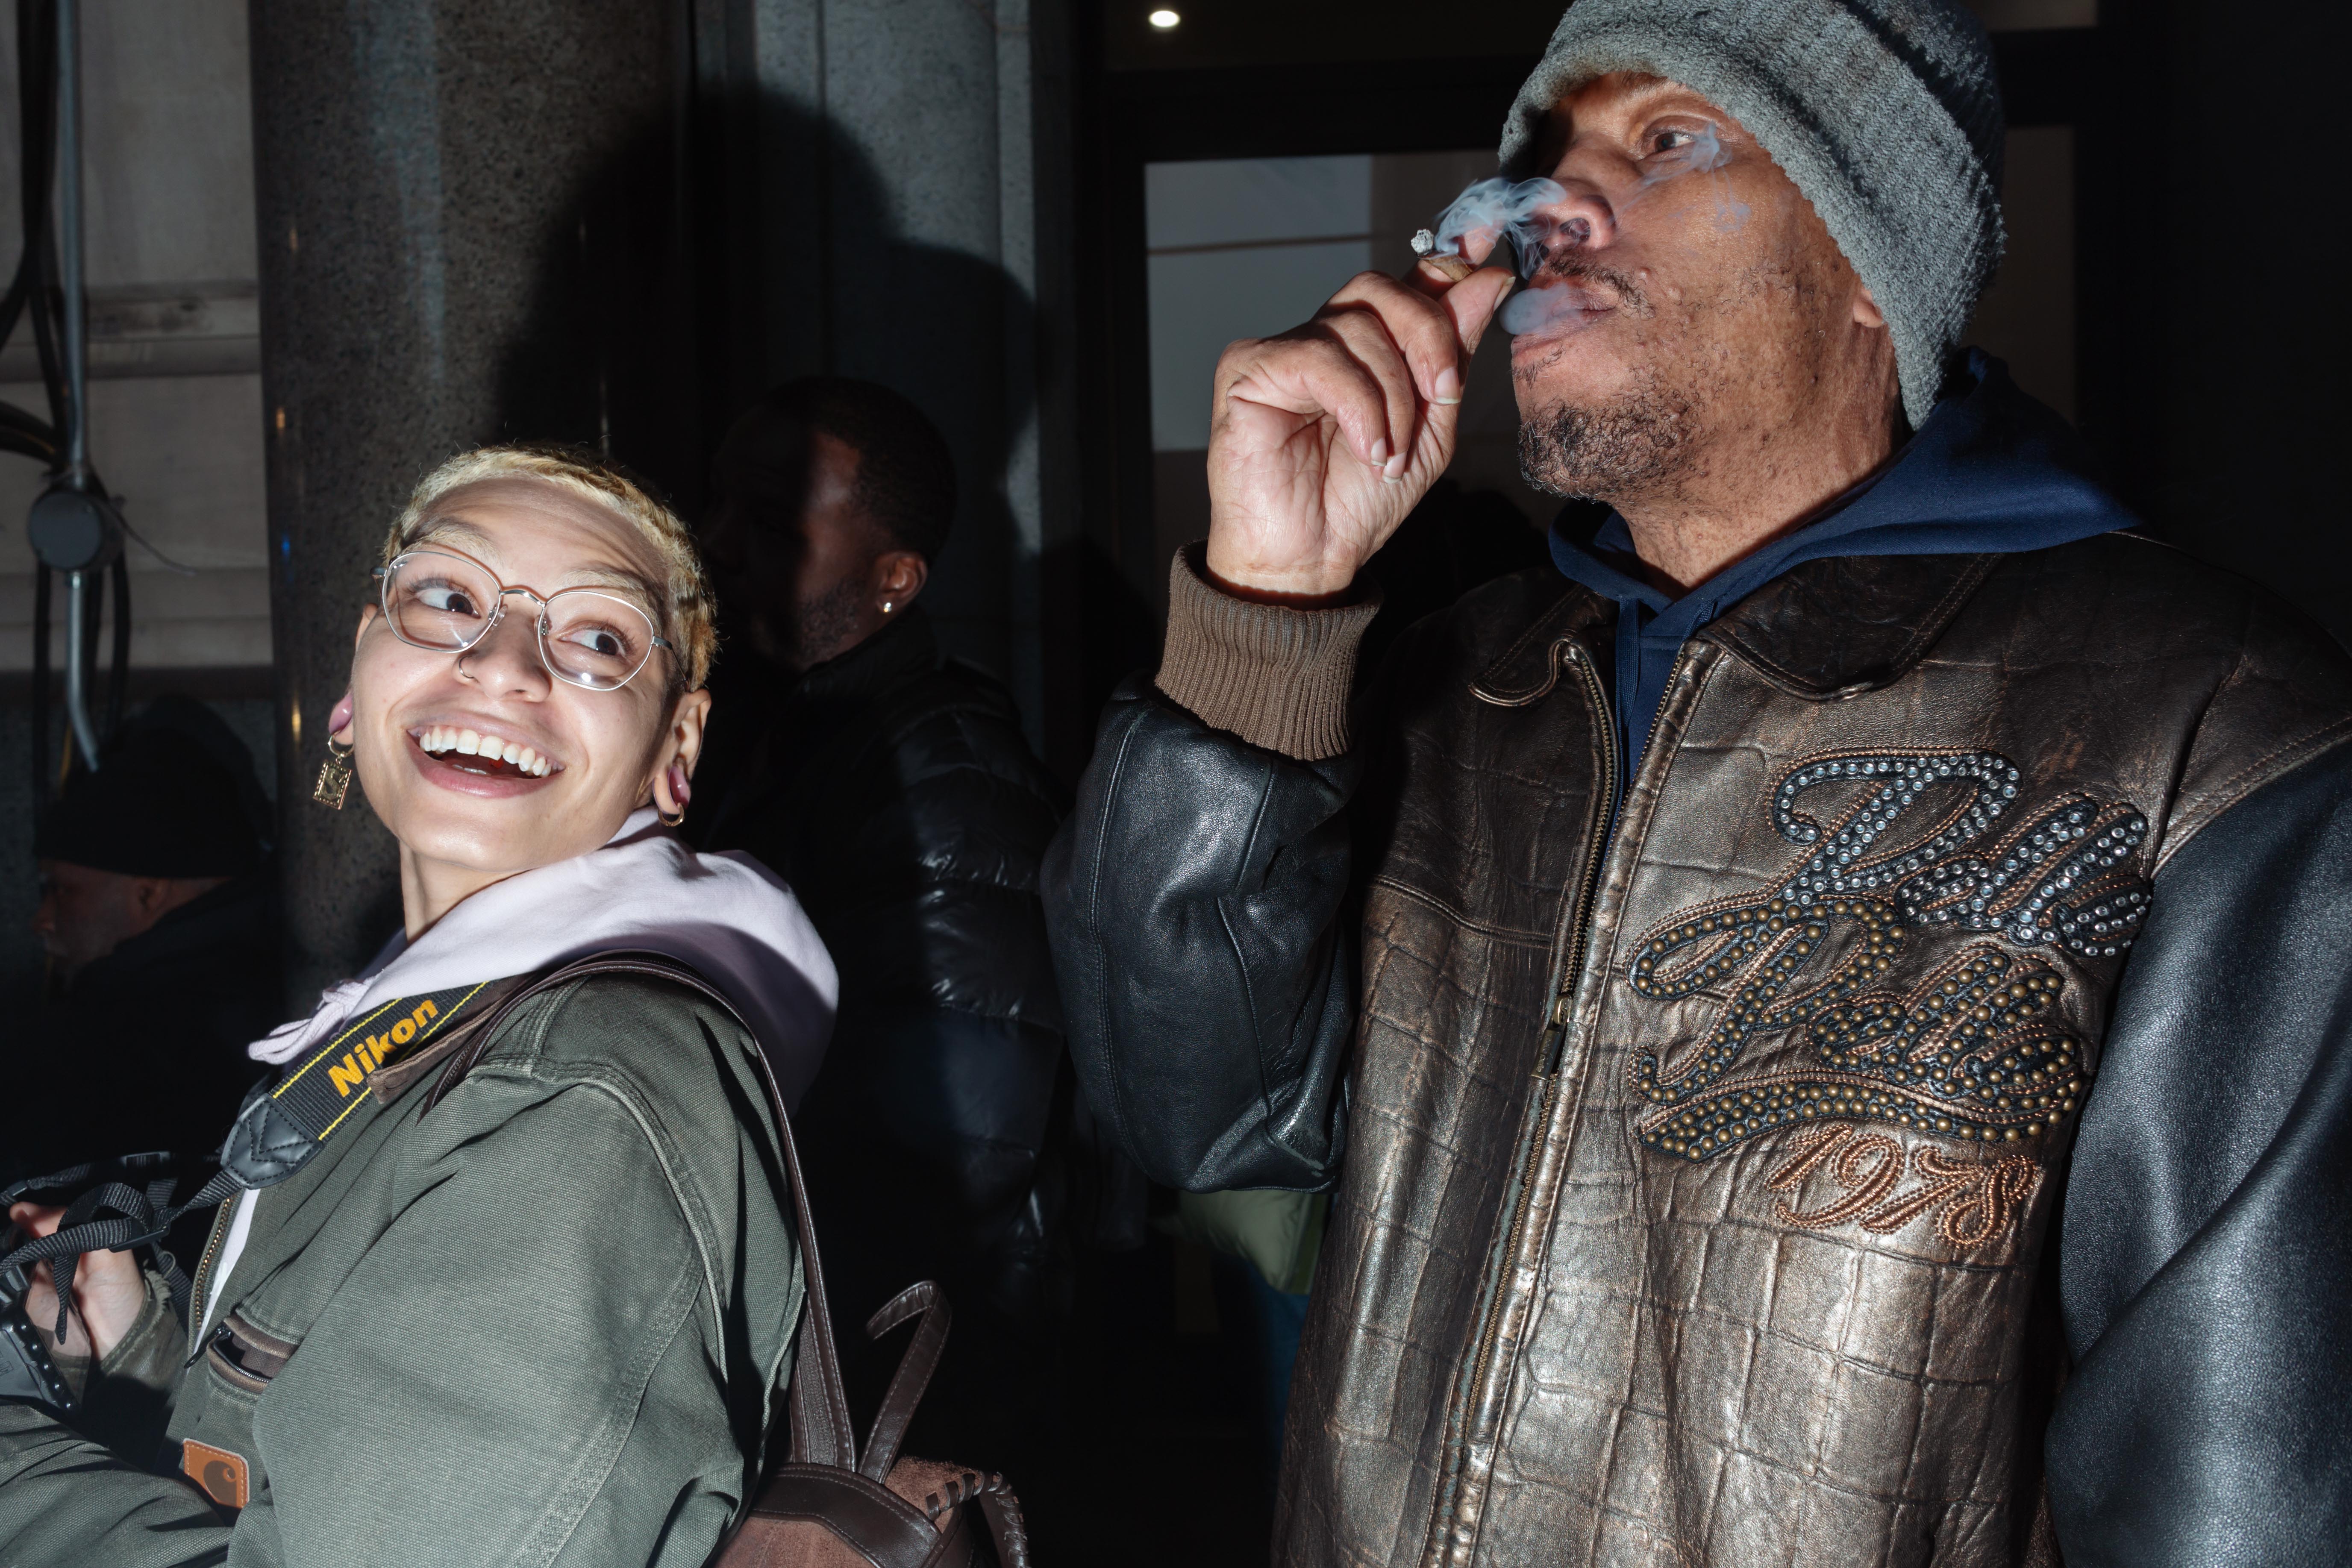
[1203,242,1517,600]
[8,1202,147,1363]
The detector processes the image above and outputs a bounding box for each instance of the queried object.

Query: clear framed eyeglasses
[372,546,674,692]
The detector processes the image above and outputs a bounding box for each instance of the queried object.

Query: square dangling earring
[312,738,355,810]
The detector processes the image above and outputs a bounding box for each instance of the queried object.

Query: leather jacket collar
[1695,550,2000,697]
[1473,551,2002,707]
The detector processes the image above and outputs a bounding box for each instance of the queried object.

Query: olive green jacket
[0,972,806,1567]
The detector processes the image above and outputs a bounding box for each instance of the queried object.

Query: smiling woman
[0,446,846,1568]
[338,449,723,934]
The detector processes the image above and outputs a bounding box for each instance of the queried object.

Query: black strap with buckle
[0,980,496,1403]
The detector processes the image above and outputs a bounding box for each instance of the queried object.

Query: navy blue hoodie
[1547,351,2140,781]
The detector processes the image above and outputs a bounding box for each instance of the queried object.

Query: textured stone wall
[250,0,691,998]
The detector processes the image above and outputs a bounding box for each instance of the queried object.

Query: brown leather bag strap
[417,950,858,1471]
[974,1488,1031,1568]
[857,1281,951,1483]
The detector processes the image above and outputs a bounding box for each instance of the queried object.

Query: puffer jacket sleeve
[2046,740,2352,1566]
[816,697,1071,1243]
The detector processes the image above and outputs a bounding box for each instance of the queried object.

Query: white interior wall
[0,0,268,676]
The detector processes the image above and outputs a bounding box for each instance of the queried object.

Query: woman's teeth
[415,725,555,777]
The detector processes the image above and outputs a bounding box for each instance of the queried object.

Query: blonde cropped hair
[380,445,715,692]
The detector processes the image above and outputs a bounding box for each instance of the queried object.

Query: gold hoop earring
[312,737,355,810]
[658,805,686,828]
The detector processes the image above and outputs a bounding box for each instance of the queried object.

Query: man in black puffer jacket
[684,377,1082,1482]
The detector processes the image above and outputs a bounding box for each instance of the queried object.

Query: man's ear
[1853,283,1887,329]
[875,549,928,609]
[128,876,176,922]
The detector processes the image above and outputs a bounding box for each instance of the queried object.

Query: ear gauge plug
[657,762,693,828]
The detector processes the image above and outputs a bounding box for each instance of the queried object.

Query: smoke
[1667,123,1748,233]
[1428,124,1746,339]
[1499,277,1613,337]
[1427,176,1572,276]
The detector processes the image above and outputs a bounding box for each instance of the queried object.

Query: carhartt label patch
[182,1438,250,1509]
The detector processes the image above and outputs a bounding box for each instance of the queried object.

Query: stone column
[250,0,694,998]
[690,0,1073,746]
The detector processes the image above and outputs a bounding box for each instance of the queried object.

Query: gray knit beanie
[1499,0,2005,428]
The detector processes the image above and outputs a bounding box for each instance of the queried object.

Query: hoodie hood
[1547,351,2138,774]
[248,809,839,1109]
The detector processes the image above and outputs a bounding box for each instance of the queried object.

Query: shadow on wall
[492,117,702,511]
[493,90,1044,680]
[695,91,1038,685]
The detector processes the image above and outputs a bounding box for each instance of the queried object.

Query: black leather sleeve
[1041,676,1361,1192]
[2048,741,2352,1567]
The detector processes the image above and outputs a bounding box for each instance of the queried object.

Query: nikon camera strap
[215,982,491,1189]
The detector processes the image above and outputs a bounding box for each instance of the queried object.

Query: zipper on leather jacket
[1541,643,1620,1078]
[1423,637,1622,1567]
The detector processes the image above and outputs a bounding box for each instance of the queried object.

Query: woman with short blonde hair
[1,446,835,1566]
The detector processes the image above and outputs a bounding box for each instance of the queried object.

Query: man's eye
[1649,128,1696,156]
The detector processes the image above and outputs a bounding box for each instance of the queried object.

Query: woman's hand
[1202,244,1517,601]
[8,1201,147,1363]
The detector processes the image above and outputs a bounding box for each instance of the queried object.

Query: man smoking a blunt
[1044,0,2352,1564]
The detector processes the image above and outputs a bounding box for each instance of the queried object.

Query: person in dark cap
[687,376,1126,1490]
[8,696,280,1183]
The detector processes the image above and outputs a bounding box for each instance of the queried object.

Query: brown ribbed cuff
[1155,543,1381,762]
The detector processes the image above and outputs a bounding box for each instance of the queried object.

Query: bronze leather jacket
[1045,534,2352,1568]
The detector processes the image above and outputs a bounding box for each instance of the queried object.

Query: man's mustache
[1499,250,1651,340]
[1528,250,1648,313]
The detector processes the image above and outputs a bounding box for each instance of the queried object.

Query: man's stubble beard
[1515,374,1697,502]
[777,574,869,674]
[1510,257,1722,505]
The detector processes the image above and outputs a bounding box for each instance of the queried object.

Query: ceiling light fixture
[1148,8,1181,28]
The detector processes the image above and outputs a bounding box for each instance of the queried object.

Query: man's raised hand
[1202,244,1516,601]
